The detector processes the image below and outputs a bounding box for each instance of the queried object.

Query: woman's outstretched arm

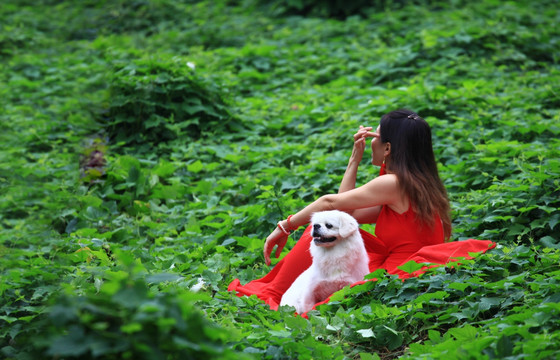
[264,174,401,265]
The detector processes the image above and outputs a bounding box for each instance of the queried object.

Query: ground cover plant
[1,0,559,359]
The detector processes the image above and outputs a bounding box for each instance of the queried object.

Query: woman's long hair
[380,109,452,240]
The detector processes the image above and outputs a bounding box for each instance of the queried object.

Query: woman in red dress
[228,109,494,311]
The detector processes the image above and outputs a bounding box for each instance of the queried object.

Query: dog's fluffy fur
[280,210,369,314]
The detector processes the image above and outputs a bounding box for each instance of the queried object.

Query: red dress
[228,175,495,311]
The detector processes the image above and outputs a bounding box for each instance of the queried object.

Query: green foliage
[252,0,459,19]
[1,0,560,359]
[104,57,240,151]
[254,0,374,18]
[33,273,243,360]
[61,0,185,40]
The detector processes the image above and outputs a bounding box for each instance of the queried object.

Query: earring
[380,157,386,176]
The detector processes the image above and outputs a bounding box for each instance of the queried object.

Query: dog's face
[310,210,359,248]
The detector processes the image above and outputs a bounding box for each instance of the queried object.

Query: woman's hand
[350,125,376,162]
[263,226,289,266]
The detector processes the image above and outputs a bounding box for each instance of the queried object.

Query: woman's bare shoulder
[371,173,399,188]
[370,174,408,213]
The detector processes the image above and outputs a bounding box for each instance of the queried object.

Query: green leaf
[357,328,375,338]
[121,322,142,334]
[548,214,559,229]
[187,160,204,173]
[284,314,308,331]
[428,330,441,344]
[153,161,177,177]
[478,297,501,312]
[0,315,18,324]
[448,325,479,342]
[448,282,470,292]
[268,329,291,338]
[397,260,425,274]
[496,335,514,357]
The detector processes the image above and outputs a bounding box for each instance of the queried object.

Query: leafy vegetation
[1,0,559,359]
[104,57,240,150]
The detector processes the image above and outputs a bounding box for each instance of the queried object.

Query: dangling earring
[379,157,386,176]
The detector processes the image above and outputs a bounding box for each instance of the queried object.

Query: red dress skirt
[228,205,495,311]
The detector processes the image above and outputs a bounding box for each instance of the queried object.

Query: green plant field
[1,0,559,359]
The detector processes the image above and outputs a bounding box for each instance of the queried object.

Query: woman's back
[364,205,444,272]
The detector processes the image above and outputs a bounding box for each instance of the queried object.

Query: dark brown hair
[380,109,452,240]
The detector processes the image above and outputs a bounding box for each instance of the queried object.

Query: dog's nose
[313,224,321,230]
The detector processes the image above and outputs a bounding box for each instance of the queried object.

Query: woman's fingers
[355,126,373,135]
[264,231,288,266]
[275,237,287,258]
[263,240,272,265]
[354,129,377,141]
[264,234,276,265]
[354,137,366,147]
[354,128,371,141]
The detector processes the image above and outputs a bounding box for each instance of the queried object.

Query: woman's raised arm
[339,125,377,193]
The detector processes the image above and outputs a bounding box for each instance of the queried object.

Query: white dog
[280,210,369,314]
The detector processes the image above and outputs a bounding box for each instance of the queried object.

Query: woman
[228,109,494,311]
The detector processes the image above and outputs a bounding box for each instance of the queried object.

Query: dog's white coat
[280,210,369,314]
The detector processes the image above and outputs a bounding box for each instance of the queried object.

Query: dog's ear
[339,214,358,238]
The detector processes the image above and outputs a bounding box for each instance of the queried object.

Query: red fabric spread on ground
[228,205,495,312]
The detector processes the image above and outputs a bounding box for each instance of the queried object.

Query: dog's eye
[325,223,333,229]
